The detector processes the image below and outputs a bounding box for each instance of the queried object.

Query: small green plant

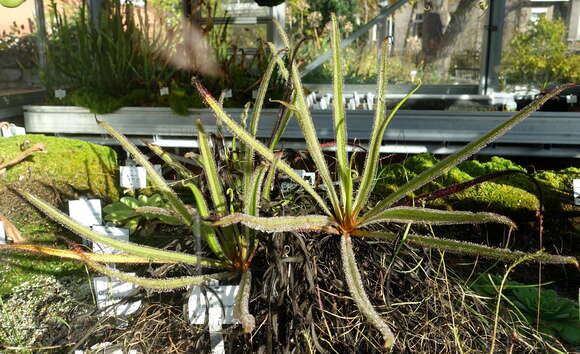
[471,273,580,346]
[103,194,183,235]
[503,17,577,89]
[191,16,578,348]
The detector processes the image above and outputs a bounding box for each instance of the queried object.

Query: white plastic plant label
[252,90,258,99]
[188,284,239,325]
[566,94,578,104]
[188,286,207,325]
[319,97,328,110]
[0,124,25,138]
[188,283,239,354]
[353,91,360,105]
[366,93,375,110]
[68,199,102,226]
[160,87,169,96]
[0,221,5,245]
[10,125,25,136]
[90,226,129,254]
[93,276,141,316]
[55,89,66,99]
[347,98,356,110]
[120,166,147,189]
[224,89,233,98]
[281,170,315,189]
[0,124,10,138]
[573,179,580,205]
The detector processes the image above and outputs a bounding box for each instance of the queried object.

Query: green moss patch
[376,154,578,219]
[0,135,121,295]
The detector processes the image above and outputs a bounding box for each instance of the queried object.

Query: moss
[0,135,120,295]
[376,154,576,219]
[0,134,119,201]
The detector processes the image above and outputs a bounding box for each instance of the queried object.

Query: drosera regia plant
[0,43,285,333]
[191,15,579,348]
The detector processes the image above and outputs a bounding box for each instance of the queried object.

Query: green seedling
[103,193,182,235]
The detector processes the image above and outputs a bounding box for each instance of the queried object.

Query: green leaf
[87,260,234,291]
[182,182,226,260]
[245,52,281,177]
[244,165,268,217]
[360,83,576,223]
[196,120,228,216]
[133,206,183,225]
[330,14,352,218]
[262,155,279,201]
[360,206,516,229]
[0,244,174,264]
[341,234,395,348]
[353,76,422,217]
[145,142,195,180]
[290,62,342,220]
[22,192,225,268]
[212,213,336,233]
[192,77,332,216]
[354,230,579,266]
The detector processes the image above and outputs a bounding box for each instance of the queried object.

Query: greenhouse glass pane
[500,0,579,91]
[298,0,488,86]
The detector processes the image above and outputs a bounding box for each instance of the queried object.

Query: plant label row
[0,124,26,138]
[573,179,580,205]
[0,221,5,244]
[68,199,102,227]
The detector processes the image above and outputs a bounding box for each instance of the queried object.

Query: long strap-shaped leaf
[182,182,226,260]
[330,14,351,217]
[99,120,195,227]
[352,38,389,217]
[212,213,337,233]
[86,260,235,291]
[360,207,516,229]
[245,52,281,187]
[244,164,268,216]
[233,270,255,333]
[192,77,332,216]
[290,62,343,220]
[196,120,228,216]
[353,230,579,267]
[22,192,224,268]
[341,233,395,348]
[353,80,422,217]
[0,244,174,264]
[360,83,576,223]
[146,142,195,180]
